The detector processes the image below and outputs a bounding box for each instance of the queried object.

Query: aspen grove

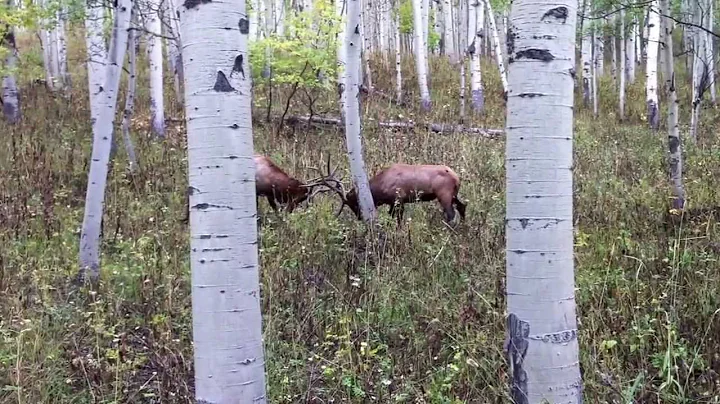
[2,0,720,401]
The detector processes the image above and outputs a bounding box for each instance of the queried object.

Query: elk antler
[304,154,349,216]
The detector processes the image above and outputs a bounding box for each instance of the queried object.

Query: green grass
[2,28,720,403]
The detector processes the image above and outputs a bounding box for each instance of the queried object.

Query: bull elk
[254,154,330,213]
[182,154,332,223]
[319,161,467,224]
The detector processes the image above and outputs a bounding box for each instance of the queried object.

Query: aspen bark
[505,0,583,399]
[179,0,268,398]
[345,0,377,222]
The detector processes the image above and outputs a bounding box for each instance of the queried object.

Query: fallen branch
[284,115,505,137]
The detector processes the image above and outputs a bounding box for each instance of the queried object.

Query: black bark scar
[183,0,210,9]
[504,313,530,404]
[515,49,554,62]
[541,6,568,23]
[231,55,245,79]
[213,71,235,92]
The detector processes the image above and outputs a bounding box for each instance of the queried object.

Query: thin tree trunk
[469,0,484,113]
[121,19,139,172]
[178,0,268,399]
[337,0,348,118]
[504,0,583,400]
[345,0,376,222]
[627,17,636,83]
[361,0,373,90]
[78,0,132,282]
[706,0,716,104]
[395,9,403,104]
[482,0,508,95]
[660,0,684,209]
[56,7,70,90]
[2,26,21,123]
[145,0,165,137]
[619,8,626,120]
[442,0,455,61]
[459,59,466,122]
[581,0,592,107]
[85,0,109,127]
[610,15,617,85]
[646,0,660,130]
[412,0,431,110]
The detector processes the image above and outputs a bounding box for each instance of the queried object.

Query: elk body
[182,154,327,223]
[254,154,325,213]
[325,163,467,224]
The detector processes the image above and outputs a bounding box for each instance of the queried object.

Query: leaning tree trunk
[660,0,684,209]
[145,0,165,137]
[85,0,109,128]
[2,27,21,123]
[504,0,583,401]
[619,8,626,120]
[468,0,484,113]
[412,0,432,110]
[646,0,660,131]
[178,0,269,400]
[482,0,508,96]
[78,0,132,282]
[345,0,376,222]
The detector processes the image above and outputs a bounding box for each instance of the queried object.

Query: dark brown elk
[254,154,331,213]
[182,154,330,223]
[321,162,467,224]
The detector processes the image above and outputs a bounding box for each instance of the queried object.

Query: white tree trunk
[165,0,184,107]
[40,29,56,90]
[442,0,455,60]
[619,8,626,120]
[660,0,684,209]
[121,22,139,172]
[345,0,376,222]
[610,15,617,84]
[85,0,109,127]
[592,31,599,117]
[468,0,483,113]
[395,9,403,104]
[459,59,466,121]
[412,0,431,110]
[56,8,70,90]
[361,0,373,90]
[2,29,21,123]
[274,0,284,35]
[626,18,636,83]
[78,0,132,281]
[145,0,165,137]
[690,0,708,140]
[337,0,348,118]
[505,0,582,400]
[581,0,592,106]
[646,0,660,130]
[706,0,716,104]
[483,0,508,95]
[179,0,268,398]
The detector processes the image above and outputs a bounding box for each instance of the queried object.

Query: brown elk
[182,154,331,223]
[319,161,467,224]
[254,154,331,213]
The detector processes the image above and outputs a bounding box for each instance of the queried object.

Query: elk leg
[396,203,405,225]
[439,195,456,223]
[453,196,467,220]
[266,195,279,212]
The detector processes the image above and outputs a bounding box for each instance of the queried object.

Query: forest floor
[2,32,720,403]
